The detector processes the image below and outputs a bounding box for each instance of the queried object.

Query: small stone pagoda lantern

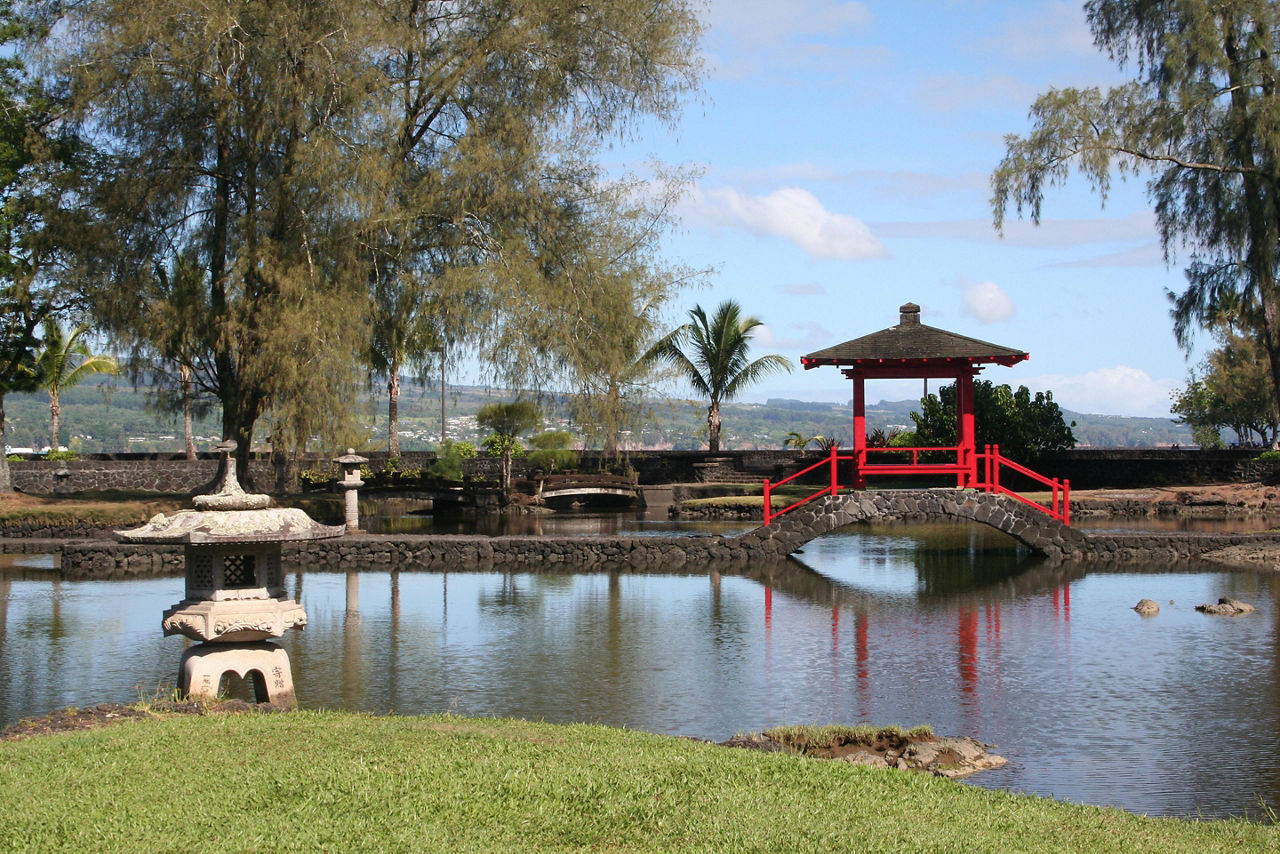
[117,443,344,706]
[334,448,368,534]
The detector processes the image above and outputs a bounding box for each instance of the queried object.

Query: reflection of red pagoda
[118,445,343,706]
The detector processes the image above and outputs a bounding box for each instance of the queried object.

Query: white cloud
[688,185,888,260]
[707,0,872,49]
[752,320,835,351]
[962,281,1015,323]
[1024,366,1178,418]
[875,210,1159,249]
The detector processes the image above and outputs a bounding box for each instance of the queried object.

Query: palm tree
[649,300,792,453]
[36,320,118,452]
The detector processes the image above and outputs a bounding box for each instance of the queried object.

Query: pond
[1,520,1277,820]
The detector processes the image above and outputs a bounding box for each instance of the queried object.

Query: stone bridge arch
[740,490,1085,560]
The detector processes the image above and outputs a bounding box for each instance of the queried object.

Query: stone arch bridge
[738,489,1087,560]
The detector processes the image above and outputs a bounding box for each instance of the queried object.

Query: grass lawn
[0,710,1274,852]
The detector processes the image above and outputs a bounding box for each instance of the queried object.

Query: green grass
[0,711,1275,852]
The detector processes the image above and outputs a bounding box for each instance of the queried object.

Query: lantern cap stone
[115,436,344,543]
[334,448,368,465]
[116,507,345,544]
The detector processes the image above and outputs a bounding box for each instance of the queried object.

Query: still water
[2,520,1278,820]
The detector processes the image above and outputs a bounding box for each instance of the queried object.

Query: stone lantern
[117,443,344,706]
[334,449,368,534]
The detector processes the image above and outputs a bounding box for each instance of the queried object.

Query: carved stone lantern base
[163,597,307,643]
[179,642,296,708]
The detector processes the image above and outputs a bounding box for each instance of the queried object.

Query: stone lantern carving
[117,443,343,706]
[334,449,368,534]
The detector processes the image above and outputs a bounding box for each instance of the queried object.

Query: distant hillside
[1,378,1191,454]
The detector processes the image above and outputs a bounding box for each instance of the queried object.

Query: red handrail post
[992,444,1000,494]
[1063,479,1071,526]
[829,444,839,496]
[763,478,772,526]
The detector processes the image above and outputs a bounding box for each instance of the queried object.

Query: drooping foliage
[476,400,542,492]
[35,0,703,481]
[910,381,1076,463]
[0,2,91,489]
[992,0,1280,431]
[648,300,792,453]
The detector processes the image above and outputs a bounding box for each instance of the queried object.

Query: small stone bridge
[739,489,1086,559]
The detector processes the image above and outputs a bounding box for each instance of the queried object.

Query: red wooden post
[852,374,866,489]
[1063,479,1071,526]
[956,370,976,487]
[829,443,839,495]
[763,478,772,525]
[991,444,1000,494]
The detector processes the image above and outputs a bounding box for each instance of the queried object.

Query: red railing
[978,443,1070,524]
[763,443,1069,525]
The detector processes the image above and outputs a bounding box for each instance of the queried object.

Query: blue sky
[602,0,1197,418]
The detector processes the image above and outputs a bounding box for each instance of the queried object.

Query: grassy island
[0,710,1274,851]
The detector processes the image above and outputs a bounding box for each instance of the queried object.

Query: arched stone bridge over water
[738,490,1087,560]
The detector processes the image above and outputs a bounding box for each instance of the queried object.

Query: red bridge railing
[762,443,1069,526]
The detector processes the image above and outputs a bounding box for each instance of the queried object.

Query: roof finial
[899,302,921,326]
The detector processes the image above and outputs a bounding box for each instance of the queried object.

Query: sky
[601,0,1200,418]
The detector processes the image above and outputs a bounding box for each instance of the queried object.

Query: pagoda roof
[801,303,1028,375]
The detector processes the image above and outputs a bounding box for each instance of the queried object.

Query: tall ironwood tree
[41,0,702,480]
[350,1,703,459]
[0,3,91,490]
[993,1,1280,436]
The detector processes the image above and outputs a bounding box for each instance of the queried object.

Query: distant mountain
[1,378,1192,454]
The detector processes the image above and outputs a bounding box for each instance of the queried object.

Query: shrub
[43,450,79,462]
[526,430,577,473]
[428,440,478,481]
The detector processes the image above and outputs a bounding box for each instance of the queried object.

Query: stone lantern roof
[116,452,344,545]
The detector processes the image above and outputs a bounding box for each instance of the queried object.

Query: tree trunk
[707,400,722,453]
[49,389,60,452]
[181,364,196,460]
[388,364,401,459]
[0,394,10,493]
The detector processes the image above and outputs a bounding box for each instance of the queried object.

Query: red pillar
[956,370,976,487]
[852,373,866,488]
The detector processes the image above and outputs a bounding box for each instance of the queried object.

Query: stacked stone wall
[9,448,1280,496]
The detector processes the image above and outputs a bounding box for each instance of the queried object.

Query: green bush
[43,450,79,462]
[428,440,478,481]
[1256,449,1280,462]
[526,430,577,473]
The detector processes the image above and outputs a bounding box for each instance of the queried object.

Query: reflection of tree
[477,573,542,617]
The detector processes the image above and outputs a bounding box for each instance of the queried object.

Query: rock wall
[36,522,1278,579]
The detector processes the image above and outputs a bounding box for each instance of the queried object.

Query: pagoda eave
[800,354,1028,379]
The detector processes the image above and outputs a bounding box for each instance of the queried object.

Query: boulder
[1132,598,1160,616]
[1196,597,1256,616]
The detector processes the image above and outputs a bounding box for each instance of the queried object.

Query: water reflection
[1,521,1278,819]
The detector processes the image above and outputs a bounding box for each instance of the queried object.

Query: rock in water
[1195,597,1256,616]
[1133,598,1159,616]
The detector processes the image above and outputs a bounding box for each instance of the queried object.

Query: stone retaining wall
[20,524,1277,579]
[10,448,1280,495]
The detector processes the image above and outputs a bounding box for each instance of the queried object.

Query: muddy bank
[718,726,1006,778]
